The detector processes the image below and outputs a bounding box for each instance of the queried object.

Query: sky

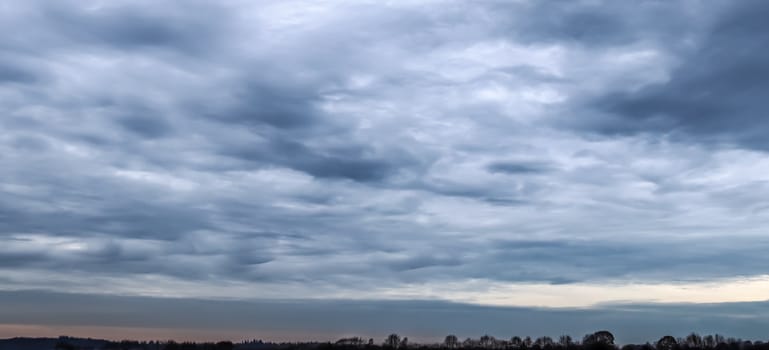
[1,0,769,344]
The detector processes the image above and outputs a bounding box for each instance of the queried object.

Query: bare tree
[481,335,497,349]
[686,334,703,348]
[385,334,401,349]
[535,337,554,348]
[445,335,459,349]
[336,337,366,347]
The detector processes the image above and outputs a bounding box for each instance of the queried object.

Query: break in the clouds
[2,0,769,329]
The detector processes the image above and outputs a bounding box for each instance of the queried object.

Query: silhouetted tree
[657,336,678,350]
[511,337,523,349]
[714,335,725,346]
[445,335,460,349]
[559,336,573,347]
[686,334,703,348]
[583,331,615,350]
[481,335,496,349]
[595,331,615,346]
[385,334,401,349]
[584,331,614,346]
[704,336,716,349]
[524,337,533,348]
[535,337,554,348]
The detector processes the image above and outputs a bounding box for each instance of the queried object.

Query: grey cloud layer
[2,0,769,297]
[3,290,769,344]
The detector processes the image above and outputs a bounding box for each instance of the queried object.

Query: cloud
[487,161,553,174]
[116,114,173,139]
[221,137,405,182]
[580,1,769,150]
[2,291,769,343]
[0,0,768,311]
[9,1,228,54]
[0,60,41,84]
[504,3,635,46]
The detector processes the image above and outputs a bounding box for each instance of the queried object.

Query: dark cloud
[487,161,553,174]
[582,1,769,150]
[488,1,697,48]
[0,60,41,84]
[422,237,769,284]
[386,255,463,272]
[10,135,50,152]
[515,7,633,46]
[222,137,404,182]
[298,156,396,182]
[215,81,325,130]
[0,193,212,240]
[117,115,173,139]
[39,1,226,53]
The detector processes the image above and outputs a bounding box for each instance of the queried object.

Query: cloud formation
[3,290,769,343]
[585,1,769,151]
[1,0,769,312]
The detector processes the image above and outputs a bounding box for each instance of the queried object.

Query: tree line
[45,331,769,350]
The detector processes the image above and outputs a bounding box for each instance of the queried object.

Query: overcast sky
[2,0,769,343]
